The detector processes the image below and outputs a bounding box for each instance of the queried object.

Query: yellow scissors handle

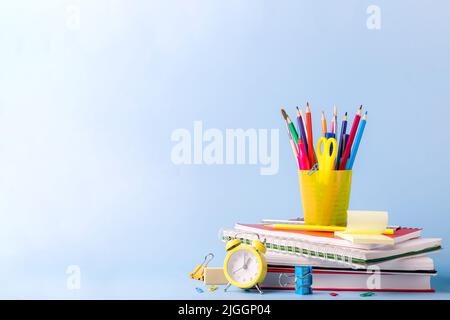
[316,137,337,171]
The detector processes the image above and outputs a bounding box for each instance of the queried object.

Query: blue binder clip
[295,266,313,295]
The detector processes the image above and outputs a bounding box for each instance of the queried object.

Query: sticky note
[204,267,228,285]
[345,211,389,234]
[335,211,394,245]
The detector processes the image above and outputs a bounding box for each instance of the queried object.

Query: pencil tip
[359,105,363,110]
[345,112,348,116]
[281,108,287,119]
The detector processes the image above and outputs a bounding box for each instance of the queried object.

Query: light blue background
[0,0,449,299]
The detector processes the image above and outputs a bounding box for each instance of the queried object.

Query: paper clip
[195,287,204,293]
[208,285,218,292]
[189,253,214,281]
[307,163,318,176]
[360,292,375,297]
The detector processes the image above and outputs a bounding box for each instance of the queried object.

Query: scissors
[316,137,337,172]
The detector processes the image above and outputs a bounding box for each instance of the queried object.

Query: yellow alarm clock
[223,237,267,294]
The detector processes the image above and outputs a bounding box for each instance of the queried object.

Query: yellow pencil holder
[298,170,352,227]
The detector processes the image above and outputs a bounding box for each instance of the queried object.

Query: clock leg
[255,284,263,295]
[224,283,231,292]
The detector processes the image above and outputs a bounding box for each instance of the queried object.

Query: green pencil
[281,108,299,144]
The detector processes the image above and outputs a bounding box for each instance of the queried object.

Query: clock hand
[232,266,244,274]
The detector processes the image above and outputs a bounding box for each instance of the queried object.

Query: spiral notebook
[221,227,441,267]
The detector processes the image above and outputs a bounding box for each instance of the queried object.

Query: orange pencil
[321,111,327,137]
[305,102,315,167]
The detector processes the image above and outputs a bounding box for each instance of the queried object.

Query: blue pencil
[335,112,348,170]
[346,112,367,170]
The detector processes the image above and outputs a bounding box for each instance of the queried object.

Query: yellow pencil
[271,224,395,235]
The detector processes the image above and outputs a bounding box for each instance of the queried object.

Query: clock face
[226,248,260,285]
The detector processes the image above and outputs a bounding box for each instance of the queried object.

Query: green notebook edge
[221,235,442,266]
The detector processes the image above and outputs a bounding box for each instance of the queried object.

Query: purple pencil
[296,106,309,157]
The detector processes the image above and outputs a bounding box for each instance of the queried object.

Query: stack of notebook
[221,219,442,292]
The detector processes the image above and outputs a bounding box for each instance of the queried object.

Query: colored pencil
[271,223,394,235]
[298,139,310,170]
[281,109,299,144]
[335,112,348,170]
[346,111,367,170]
[305,102,315,168]
[321,111,327,137]
[330,116,335,134]
[282,117,300,168]
[296,107,309,158]
[339,105,363,170]
[333,105,338,136]
[342,133,349,157]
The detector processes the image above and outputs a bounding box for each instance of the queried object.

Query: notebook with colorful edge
[221,228,441,267]
[235,223,422,250]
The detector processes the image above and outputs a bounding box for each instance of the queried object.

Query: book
[265,252,436,272]
[262,265,436,292]
[235,223,421,250]
[221,228,441,267]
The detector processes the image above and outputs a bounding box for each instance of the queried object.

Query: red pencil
[339,105,363,170]
[305,102,315,168]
